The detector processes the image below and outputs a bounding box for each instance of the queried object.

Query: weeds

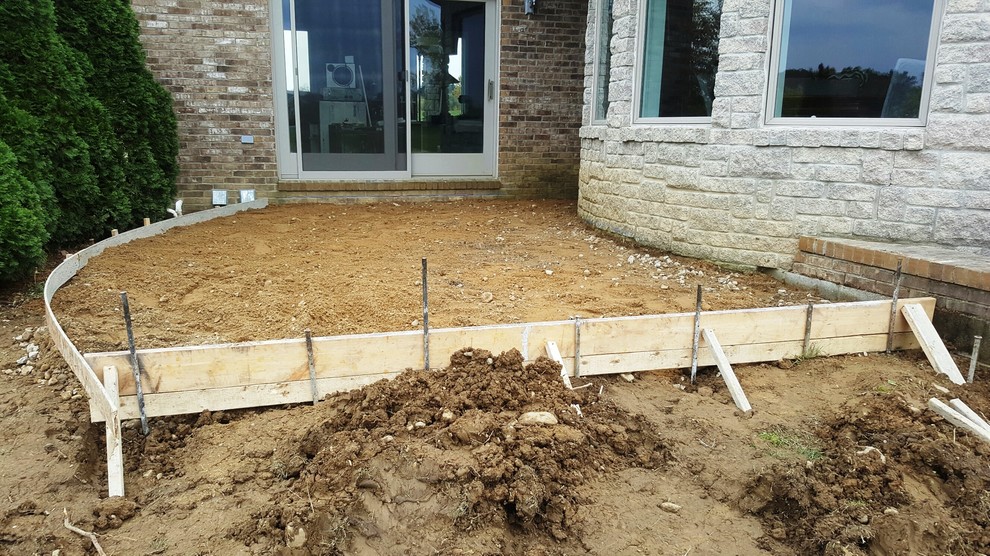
[795,343,824,364]
[757,426,823,461]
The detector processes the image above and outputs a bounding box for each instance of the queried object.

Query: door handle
[488,79,494,101]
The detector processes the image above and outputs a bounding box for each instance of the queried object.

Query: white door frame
[273,0,498,180]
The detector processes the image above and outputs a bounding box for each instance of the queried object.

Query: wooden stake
[803,302,814,354]
[969,335,982,384]
[702,328,752,413]
[902,303,965,385]
[886,258,903,354]
[110,229,118,237]
[142,217,151,227]
[545,340,574,390]
[103,366,124,497]
[120,292,149,435]
[304,329,318,404]
[690,285,702,384]
[574,316,582,378]
[421,258,430,371]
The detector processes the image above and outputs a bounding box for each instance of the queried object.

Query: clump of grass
[757,426,823,461]
[875,379,898,393]
[794,343,824,364]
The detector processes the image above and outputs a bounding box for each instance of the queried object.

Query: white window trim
[591,0,610,125]
[631,0,713,126]
[764,0,944,128]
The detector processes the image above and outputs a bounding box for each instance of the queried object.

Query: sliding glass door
[274,0,495,179]
[409,0,496,176]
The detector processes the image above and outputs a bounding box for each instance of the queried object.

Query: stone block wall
[131,0,279,209]
[578,0,990,269]
[131,0,586,209]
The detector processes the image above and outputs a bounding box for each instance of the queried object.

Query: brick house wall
[130,0,586,209]
[578,0,990,270]
[498,0,587,199]
[131,0,278,209]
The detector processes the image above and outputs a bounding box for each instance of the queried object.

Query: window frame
[591,0,613,125]
[632,0,719,125]
[764,0,944,128]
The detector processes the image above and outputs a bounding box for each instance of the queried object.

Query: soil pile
[233,347,669,555]
[740,394,990,555]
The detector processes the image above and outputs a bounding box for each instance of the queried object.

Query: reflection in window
[773,0,936,119]
[639,0,722,119]
[593,0,613,122]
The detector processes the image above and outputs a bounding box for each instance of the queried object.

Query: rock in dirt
[659,501,681,513]
[93,497,138,530]
[518,411,558,426]
[480,291,494,303]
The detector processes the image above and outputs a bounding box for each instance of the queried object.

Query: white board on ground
[902,304,966,385]
[928,398,990,443]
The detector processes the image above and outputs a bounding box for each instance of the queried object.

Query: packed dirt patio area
[1,200,988,555]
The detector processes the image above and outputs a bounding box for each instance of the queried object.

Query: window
[768,0,941,125]
[593,0,613,122]
[637,0,722,121]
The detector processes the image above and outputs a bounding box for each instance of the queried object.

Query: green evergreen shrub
[0,0,128,244]
[54,0,179,225]
[0,140,49,282]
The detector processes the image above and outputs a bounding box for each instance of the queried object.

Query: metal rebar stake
[690,285,702,384]
[886,258,903,354]
[422,258,430,371]
[120,292,149,436]
[305,329,318,404]
[574,316,582,378]
[970,335,983,383]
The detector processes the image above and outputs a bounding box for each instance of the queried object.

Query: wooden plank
[811,297,933,338]
[928,398,990,443]
[702,329,751,413]
[83,299,934,398]
[902,303,966,385]
[86,331,423,396]
[578,298,934,356]
[103,367,124,497]
[45,308,115,423]
[948,399,990,435]
[576,332,921,376]
[93,373,401,422]
[427,321,574,364]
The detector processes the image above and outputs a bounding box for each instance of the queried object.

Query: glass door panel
[291,0,407,173]
[410,0,495,176]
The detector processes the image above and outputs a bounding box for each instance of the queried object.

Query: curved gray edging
[42,199,268,496]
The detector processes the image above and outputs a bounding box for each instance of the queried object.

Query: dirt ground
[1,200,988,555]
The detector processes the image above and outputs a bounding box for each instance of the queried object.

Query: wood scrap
[928,398,990,443]
[902,304,965,385]
[702,328,752,413]
[545,341,574,389]
[948,399,990,435]
[63,509,107,556]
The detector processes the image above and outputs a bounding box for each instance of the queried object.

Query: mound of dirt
[231,348,669,555]
[739,394,990,555]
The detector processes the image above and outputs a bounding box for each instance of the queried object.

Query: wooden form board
[82,297,935,422]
